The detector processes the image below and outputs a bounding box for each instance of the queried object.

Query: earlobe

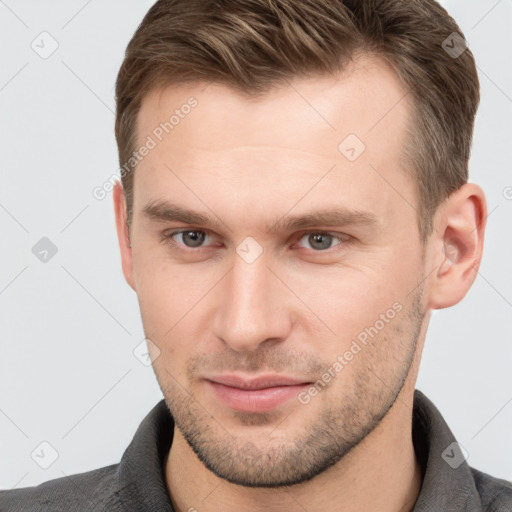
[427,183,486,310]
[113,180,136,291]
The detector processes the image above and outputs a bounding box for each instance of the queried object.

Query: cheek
[132,257,217,361]
[133,244,188,313]
[285,262,406,338]
[135,272,176,334]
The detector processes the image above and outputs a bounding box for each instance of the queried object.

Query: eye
[162,229,350,254]
[167,229,212,249]
[295,232,345,251]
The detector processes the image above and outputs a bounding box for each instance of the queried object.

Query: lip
[205,374,311,413]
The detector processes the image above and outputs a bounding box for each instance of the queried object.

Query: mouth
[205,374,312,414]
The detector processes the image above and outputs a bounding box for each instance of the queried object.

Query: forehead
[137,53,411,148]
[133,54,417,233]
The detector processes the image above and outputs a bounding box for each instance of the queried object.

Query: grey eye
[298,233,340,251]
[175,230,207,248]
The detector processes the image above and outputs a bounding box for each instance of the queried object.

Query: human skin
[113,54,486,512]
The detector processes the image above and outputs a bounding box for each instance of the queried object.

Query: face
[120,55,432,487]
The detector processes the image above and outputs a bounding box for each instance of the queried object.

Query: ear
[427,183,487,310]
[113,180,136,291]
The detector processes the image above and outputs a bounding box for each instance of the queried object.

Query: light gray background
[1,0,511,490]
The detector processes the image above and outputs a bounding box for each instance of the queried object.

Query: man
[2,0,511,510]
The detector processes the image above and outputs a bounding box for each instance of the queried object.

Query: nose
[212,249,293,352]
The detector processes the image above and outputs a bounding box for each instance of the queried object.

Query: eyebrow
[142,200,378,234]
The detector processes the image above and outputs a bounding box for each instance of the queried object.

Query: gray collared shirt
[2,389,512,511]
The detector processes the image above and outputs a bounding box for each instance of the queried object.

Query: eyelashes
[162,229,351,255]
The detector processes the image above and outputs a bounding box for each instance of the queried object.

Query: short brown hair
[114,0,479,240]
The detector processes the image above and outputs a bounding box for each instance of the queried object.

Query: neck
[165,385,423,512]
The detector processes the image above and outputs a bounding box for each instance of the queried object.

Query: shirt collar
[114,389,482,511]
[411,390,481,511]
[116,397,175,511]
